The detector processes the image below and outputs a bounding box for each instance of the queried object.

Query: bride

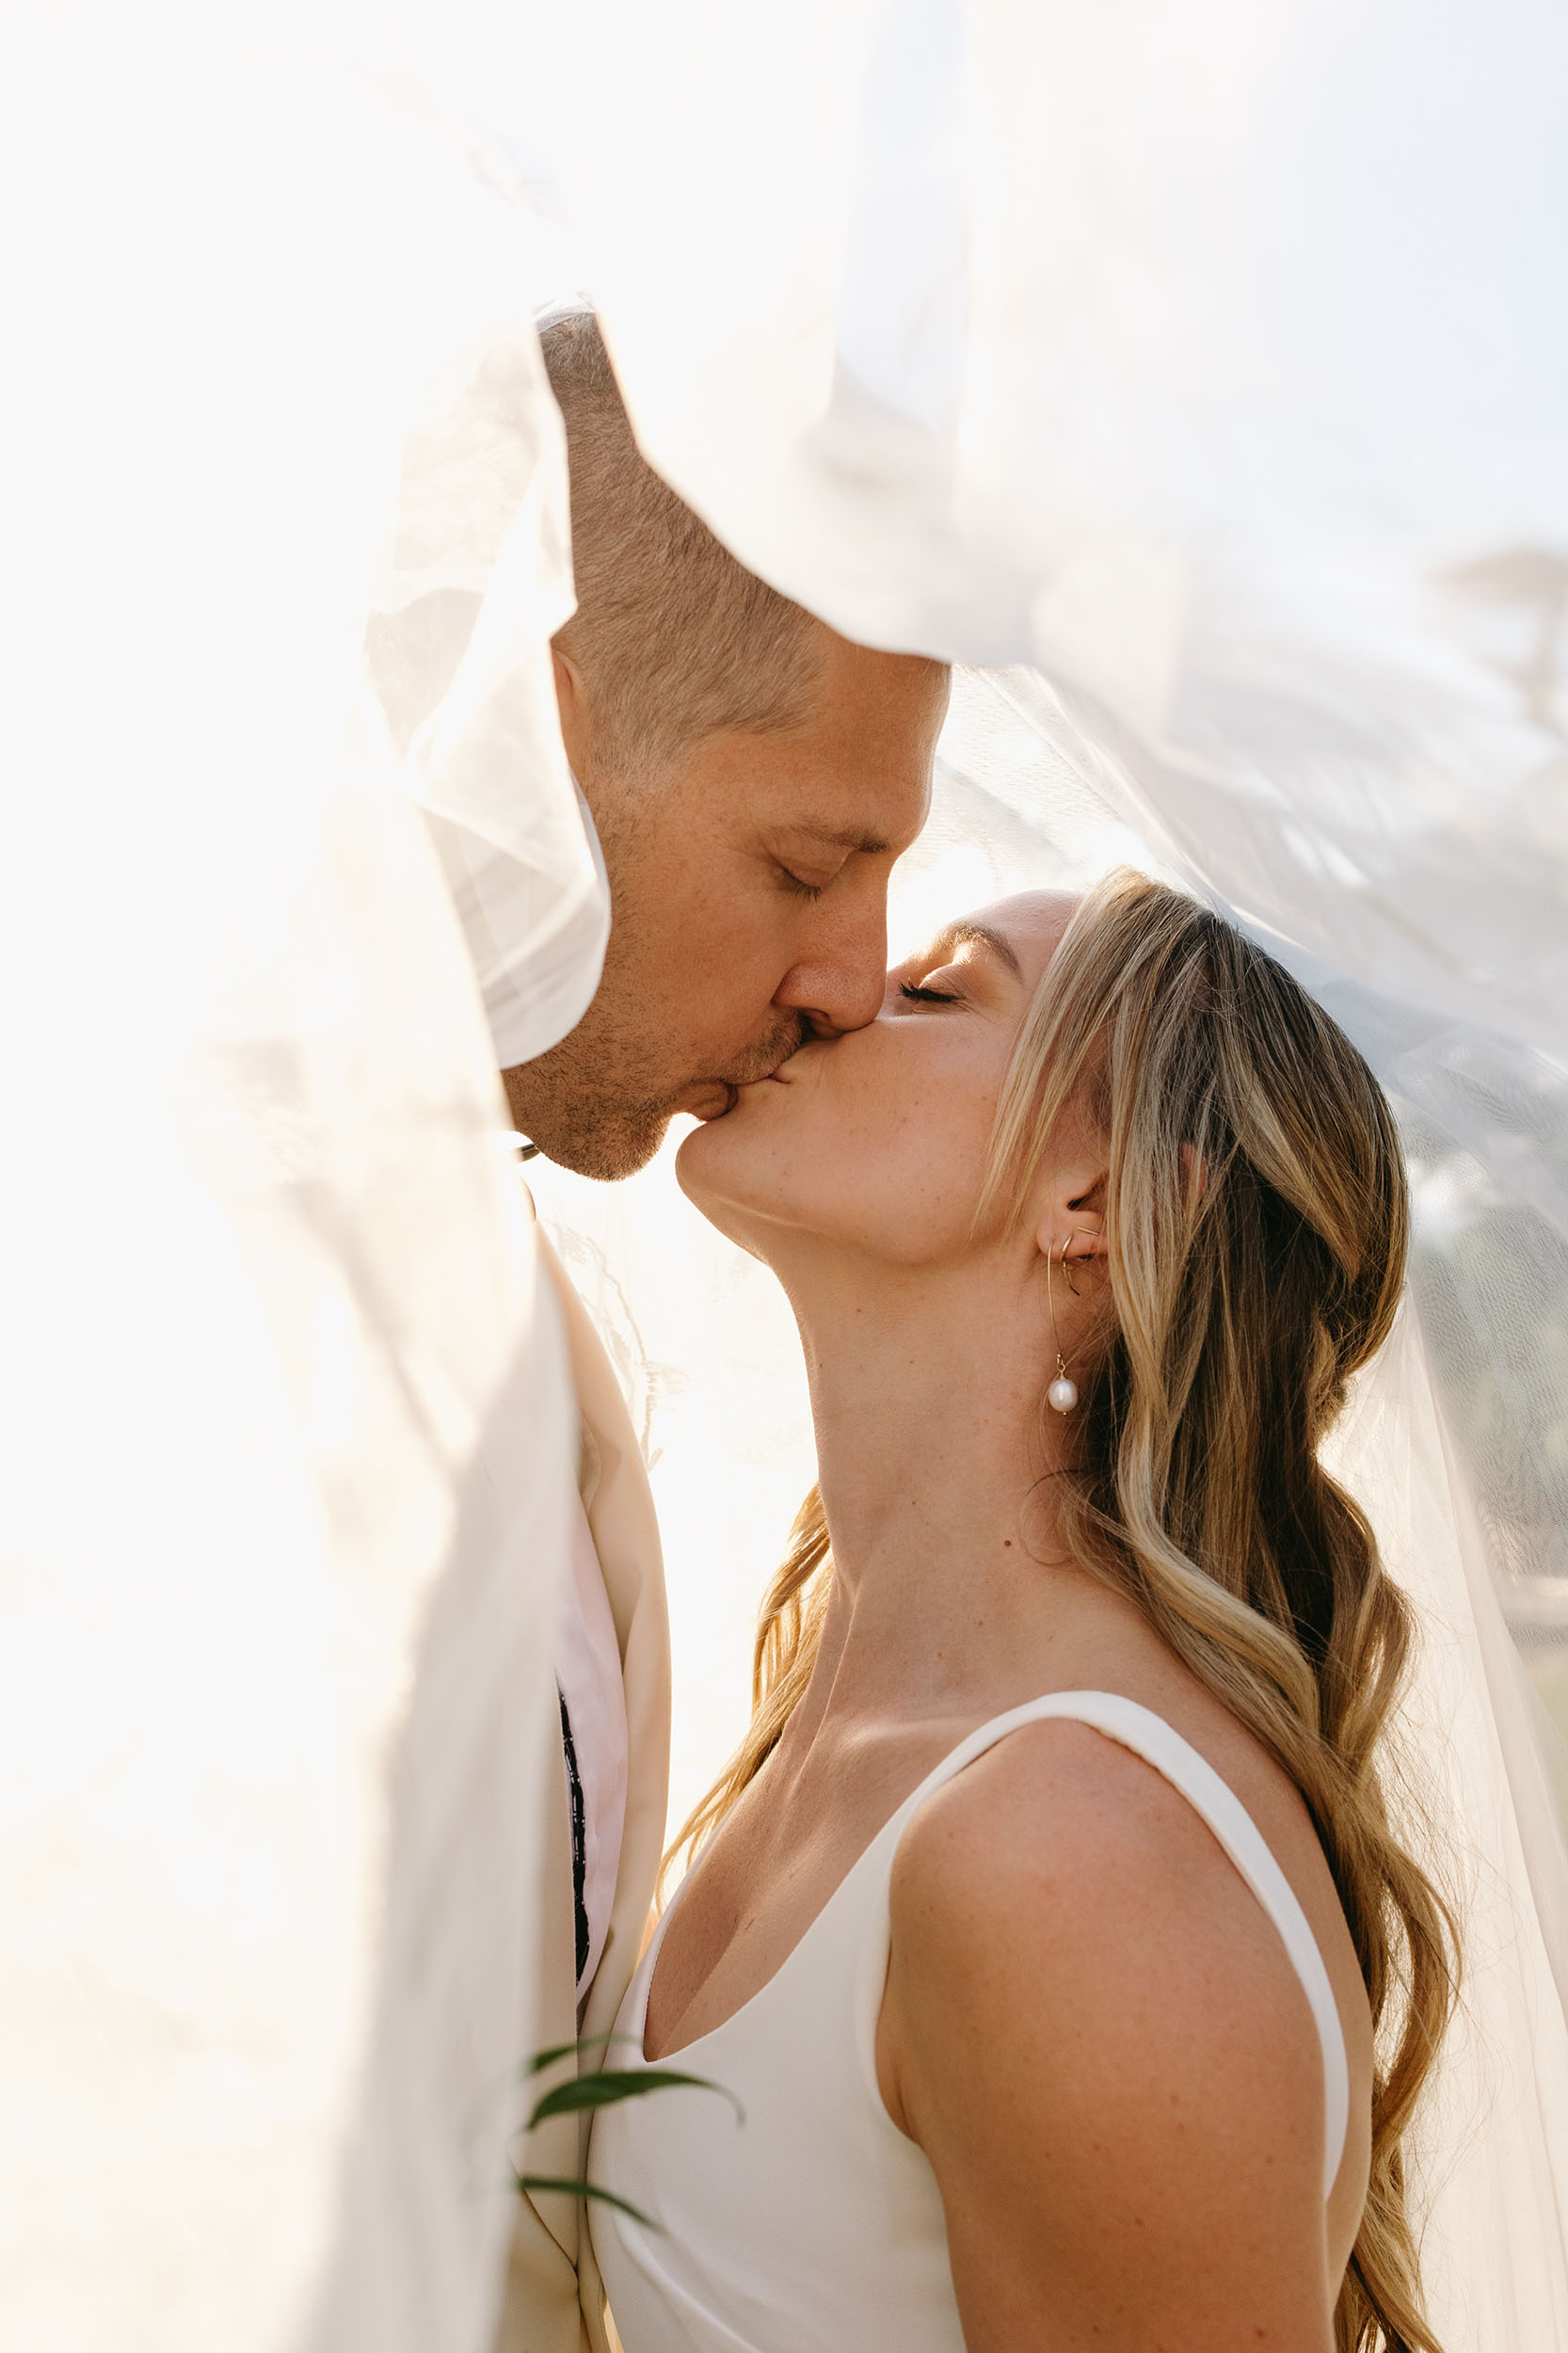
[587,871,1457,2353]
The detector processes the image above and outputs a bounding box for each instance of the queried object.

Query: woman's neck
[784,1248,1092,1720]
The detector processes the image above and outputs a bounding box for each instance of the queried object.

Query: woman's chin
[673,1103,744,1208]
[675,1099,780,1241]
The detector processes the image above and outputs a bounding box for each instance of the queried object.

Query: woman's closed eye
[900,981,962,1005]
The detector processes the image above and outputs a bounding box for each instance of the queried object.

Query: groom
[495,312,948,2353]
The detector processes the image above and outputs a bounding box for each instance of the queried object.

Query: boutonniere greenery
[514,2033,743,2230]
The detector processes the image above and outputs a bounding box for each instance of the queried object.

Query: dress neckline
[638,1693,1196,2068]
[638,1689,1351,2202]
[639,1689,1281,2058]
[638,1747,921,2064]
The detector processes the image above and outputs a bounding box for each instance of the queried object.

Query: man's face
[504,632,949,1178]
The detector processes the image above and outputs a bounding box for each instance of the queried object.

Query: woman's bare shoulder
[891,1726,1323,2108]
[880,1720,1341,2347]
[888,1710,1313,1999]
[888,1709,1354,2053]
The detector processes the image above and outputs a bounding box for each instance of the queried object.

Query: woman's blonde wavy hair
[667,870,1458,2353]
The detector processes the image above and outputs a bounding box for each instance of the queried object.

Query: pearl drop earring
[1046,1241,1080,1414]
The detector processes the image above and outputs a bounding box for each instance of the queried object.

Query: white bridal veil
[3,2,1566,2349]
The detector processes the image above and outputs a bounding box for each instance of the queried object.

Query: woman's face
[676,890,1080,1269]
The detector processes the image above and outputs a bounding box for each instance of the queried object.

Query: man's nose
[773,888,889,1038]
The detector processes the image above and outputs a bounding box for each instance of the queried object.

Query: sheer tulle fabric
[5,4,1565,2351]
[1,33,600,2353]
[364,329,609,1068]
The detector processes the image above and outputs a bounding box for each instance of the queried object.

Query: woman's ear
[1031,1166,1110,1268]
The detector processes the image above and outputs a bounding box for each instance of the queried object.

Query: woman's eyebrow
[921,920,1023,980]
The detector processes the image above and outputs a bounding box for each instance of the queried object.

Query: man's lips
[686,1064,791,1120]
[685,1034,807,1117]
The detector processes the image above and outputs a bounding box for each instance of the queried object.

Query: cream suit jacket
[492,1228,672,2353]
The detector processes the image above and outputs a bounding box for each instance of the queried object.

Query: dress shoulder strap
[897,1689,1351,2201]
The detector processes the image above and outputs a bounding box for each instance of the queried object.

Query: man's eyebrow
[923,920,1024,980]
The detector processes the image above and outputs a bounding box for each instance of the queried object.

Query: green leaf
[523,2032,641,2079]
[513,2172,661,2233]
[527,2068,744,2132]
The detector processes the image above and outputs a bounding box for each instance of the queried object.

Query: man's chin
[518,1101,674,1183]
[504,1043,795,1180]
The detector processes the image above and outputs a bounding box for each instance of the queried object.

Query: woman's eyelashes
[900,980,961,1004]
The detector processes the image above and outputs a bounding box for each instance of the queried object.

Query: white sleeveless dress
[587,1690,1352,2353]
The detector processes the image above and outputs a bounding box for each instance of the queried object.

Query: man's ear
[552,641,592,774]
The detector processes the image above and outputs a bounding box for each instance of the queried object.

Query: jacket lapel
[538,1234,672,2352]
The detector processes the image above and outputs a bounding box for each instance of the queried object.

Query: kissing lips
[689,1063,792,1122]
[694,1022,808,1116]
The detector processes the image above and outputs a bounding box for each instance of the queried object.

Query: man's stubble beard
[502,763,804,1179]
[501,888,807,1181]
[503,1004,806,1181]
[502,1025,669,1181]
[500,786,680,1179]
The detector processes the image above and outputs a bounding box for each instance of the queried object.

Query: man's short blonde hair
[541,312,824,767]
